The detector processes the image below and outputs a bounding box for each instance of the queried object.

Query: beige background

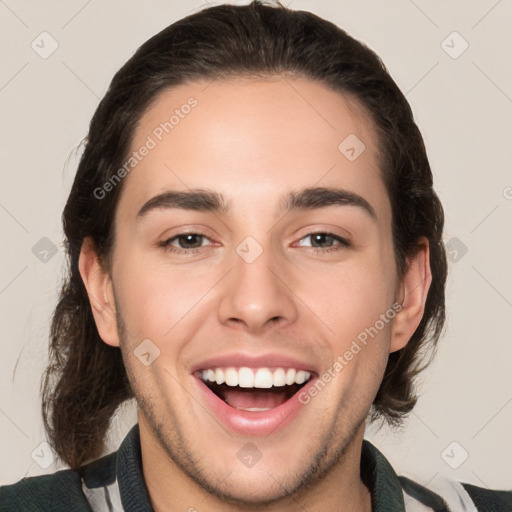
[1,0,511,493]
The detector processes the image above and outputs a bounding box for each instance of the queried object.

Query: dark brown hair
[42,0,447,469]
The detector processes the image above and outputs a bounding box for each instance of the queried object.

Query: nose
[217,243,298,334]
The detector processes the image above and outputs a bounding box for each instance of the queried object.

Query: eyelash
[159,230,350,255]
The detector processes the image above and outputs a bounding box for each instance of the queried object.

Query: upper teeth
[200,367,311,388]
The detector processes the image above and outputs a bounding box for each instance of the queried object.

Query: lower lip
[192,376,316,436]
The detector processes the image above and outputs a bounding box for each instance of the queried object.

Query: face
[81,76,429,506]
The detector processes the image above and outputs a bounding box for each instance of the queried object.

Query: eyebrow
[136,186,376,220]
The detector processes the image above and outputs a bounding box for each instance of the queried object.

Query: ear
[78,237,120,347]
[389,237,432,353]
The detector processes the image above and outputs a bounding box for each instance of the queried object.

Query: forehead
[117,76,388,221]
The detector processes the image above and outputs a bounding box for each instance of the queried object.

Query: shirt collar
[116,424,406,511]
[361,438,406,511]
[116,424,154,511]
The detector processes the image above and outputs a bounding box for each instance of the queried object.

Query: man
[1,1,510,510]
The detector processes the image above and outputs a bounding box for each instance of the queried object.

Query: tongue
[223,388,290,410]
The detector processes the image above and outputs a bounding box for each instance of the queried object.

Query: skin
[79,75,431,511]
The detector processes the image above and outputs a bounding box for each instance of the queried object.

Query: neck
[139,412,372,512]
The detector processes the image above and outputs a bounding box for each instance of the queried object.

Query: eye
[159,230,349,255]
[160,232,212,253]
[296,232,350,252]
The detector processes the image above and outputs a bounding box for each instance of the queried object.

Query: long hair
[42,0,447,469]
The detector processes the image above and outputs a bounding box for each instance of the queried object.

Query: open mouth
[197,367,313,412]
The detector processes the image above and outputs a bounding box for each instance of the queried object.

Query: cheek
[295,251,396,342]
[112,250,221,341]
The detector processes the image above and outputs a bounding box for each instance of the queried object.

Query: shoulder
[0,452,117,512]
[462,482,512,511]
[399,474,512,512]
[0,468,87,511]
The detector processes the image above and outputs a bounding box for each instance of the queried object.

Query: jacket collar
[114,424,406,511]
